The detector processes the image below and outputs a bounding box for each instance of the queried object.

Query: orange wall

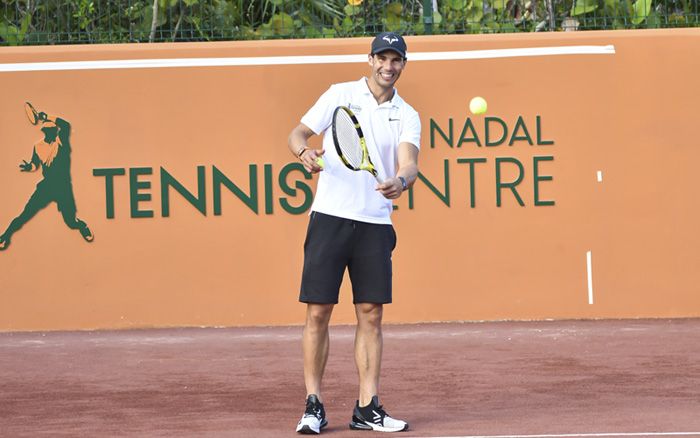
[1,29,699,331]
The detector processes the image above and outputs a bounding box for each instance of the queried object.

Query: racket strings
[334,111,364,169]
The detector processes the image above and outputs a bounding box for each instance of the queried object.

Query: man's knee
[305,304,334,330]
[355,303,383,327]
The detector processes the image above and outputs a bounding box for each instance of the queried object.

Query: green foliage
[0,12,31,45]
[0,0,697,46]
[572,0,599,16]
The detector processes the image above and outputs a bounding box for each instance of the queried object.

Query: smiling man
[287,32,420,434]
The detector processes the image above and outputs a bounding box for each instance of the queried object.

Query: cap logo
[382,35,399,44]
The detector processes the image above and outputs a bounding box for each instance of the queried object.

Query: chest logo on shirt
[348,104,362,113]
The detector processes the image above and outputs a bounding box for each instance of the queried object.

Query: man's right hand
[19,160,33,172]
[300,149,325,174]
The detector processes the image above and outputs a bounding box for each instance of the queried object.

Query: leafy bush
[0,0,697,45]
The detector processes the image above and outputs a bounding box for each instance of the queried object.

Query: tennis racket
[331,106,381,183]
[24,102,39,125]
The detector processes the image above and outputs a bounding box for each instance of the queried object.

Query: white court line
[0,44,615,72]
[597,170,603,182]
[429,432,700,438]
[586,250,594,305]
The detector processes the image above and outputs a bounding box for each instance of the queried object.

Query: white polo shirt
[301,77,421,224]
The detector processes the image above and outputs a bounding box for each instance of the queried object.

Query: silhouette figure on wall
[0,103,93,251]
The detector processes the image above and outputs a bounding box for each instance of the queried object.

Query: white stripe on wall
[0,45,615,73]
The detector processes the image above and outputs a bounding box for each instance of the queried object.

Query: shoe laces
[373,402,387,415]
[362,401,389,424]
[304,400,323,420]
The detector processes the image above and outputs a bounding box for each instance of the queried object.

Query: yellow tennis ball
[469,96,488,115]
[348,0,363,5]
[315,157,325,168]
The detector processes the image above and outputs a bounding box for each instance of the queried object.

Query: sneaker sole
[296,419,328,434]
[349,420,409,432]
[297,424,319,434]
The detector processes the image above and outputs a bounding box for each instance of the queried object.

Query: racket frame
[24,102,39,125]
[331,106,381,183]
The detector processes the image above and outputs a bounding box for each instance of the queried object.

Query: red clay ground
[1,319,699,437]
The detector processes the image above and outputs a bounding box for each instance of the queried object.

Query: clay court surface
[1,319,699,437]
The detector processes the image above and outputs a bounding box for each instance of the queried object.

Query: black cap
[371,32,407,59]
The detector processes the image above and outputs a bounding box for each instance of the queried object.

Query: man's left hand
[19,160,33,172]
[376,177,404,199]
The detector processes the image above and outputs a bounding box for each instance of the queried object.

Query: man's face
[368,50,406,88]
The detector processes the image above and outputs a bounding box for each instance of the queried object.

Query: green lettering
[93,167,125,219]
[533,156,555,206]
[495,158,525,207]
[536,116,554,145]
[430,118,453,148]
[457,118,482,147]
[129,167,154,218]
[264,164,274,214]
[279,163,313,214]
[485,117,508,147]
[409,159,450,209]
[160,166,206,217]
[212,165,258,215]
[508,116,533,146]
[456,158,487,208]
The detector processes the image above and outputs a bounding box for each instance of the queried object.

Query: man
[0,108,93,251]
[287,32,420,434]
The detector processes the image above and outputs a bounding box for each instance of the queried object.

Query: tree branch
[149,0,159,43]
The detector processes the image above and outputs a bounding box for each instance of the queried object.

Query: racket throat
[361,160,378,177]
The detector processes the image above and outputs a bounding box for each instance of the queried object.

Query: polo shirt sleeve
[300,85,338,135]
[400,108,421,149]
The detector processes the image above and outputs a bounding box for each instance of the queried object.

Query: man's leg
[297,303,333,434]
[0,189,50,250]
[349,302,408,432]
[57,189,93,242]
[302,303,334,399]
[354,302,383,406]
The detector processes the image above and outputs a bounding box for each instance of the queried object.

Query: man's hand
[38,112,48,122]
[376,177,404,199]
[19,160,33,172]
[300,149,325,174]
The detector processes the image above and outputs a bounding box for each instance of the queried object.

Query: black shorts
[299,212,397,304]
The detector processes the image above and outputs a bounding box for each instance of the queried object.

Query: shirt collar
[356,77,402,108]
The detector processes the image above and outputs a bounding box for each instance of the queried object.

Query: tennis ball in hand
[469,96,488,115]
[315,157,324,168]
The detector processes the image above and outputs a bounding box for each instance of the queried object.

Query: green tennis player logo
[0,102,93,251]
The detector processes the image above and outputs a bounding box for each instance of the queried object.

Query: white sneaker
[349,396,409,432]
[296,394,328,434]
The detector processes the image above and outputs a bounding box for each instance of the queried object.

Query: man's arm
[39,112,71,143]
[55,117,70,132]
[288,123,324,174]
[19,149,41,172]
[55,116,71,145]
[376,142,419,200]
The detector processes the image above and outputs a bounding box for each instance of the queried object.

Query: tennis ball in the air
[315,157,325,168]
[469,96,488,115]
